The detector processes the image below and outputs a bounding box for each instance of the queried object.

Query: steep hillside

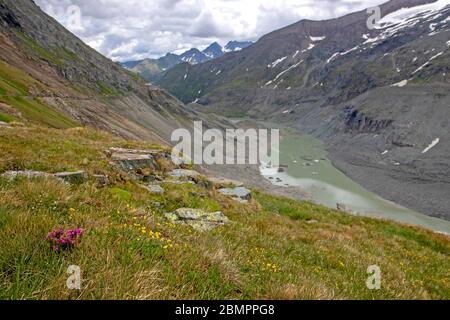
[0,124,449,299]
[157,0,450,219]
[0,0,210,143]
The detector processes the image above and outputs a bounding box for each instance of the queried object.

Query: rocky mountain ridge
[123,40,253,82]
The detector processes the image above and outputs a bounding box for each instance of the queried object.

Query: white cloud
[35,0,387,62]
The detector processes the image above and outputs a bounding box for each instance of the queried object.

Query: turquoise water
[260,132,450,234]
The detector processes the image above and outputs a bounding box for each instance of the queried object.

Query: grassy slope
[0,60,78,129]
[0,125,448,300]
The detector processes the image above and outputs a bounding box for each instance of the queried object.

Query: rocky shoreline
[326,147,450,222]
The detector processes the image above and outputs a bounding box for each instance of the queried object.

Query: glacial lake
[260,131,450,234]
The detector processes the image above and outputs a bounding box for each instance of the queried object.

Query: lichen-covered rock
[208,177,244,188]
[2,170,88,184]
[53,171,88,184]
[160,180,195,185]
[93,174,109,186]
[169,169,200,179]
[164,208,231,232]
[111,153,158,172]
[2,170,51,180]
[108,147,180,175]
[218,187,252,203]
[142,184,165,195]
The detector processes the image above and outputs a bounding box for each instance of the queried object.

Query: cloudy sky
[35,0,388,62]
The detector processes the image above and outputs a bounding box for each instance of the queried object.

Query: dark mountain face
[224,41,253,52]
[0,0,207,143]
[203,42,224,59]
[179,48,208,64]
[156,0,450,219]
[123,40,253,82]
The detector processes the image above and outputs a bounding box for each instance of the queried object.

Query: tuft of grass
[110,187,132,202]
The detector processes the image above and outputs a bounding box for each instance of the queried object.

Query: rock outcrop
[169,169,200,179]
[53,171,88,184]
[164,208,231,232]
[2,170,88,184]
[141,184,165,195]
[208,177,244,188]
[218,187,252,203]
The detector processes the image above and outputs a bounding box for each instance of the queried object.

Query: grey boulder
[218,187,252,203]
[164,208,230,232]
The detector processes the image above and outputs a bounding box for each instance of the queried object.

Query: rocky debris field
[106,147,251,231]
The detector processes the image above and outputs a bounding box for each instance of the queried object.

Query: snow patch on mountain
[422,138,440,154]
[391,79,408,87]
[326,46,360,64]
[273,60,304,82]
[327,52,341,64]
[268,57,287,68]
[412,51,443,74]
[375,0,450,29]
[310,36,326,42]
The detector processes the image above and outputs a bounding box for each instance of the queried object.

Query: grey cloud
[35,0,388,62]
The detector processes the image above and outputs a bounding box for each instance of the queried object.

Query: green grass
[95,81,122,96]
[0,126,448,300]
[0,112,13,123]
[14,31,65,66]
[0,61,37,96]
[0,96,77,129]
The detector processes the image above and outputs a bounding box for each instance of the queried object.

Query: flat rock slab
[164,208,231,232]
[169,169,200,179]
[141,184,165,195]
[109,147,163,155]
[53,171,88,183]
[2,170,87,184]
[208,177,244,188]
[111,153,158,172]
[159,180,195,185]
[2,170,51,180]
[218,187,252,203]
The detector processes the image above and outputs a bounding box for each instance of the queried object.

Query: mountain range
[156,0,450,219]
[122,41,253,82]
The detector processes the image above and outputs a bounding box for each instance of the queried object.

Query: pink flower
[46,227,83,252]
